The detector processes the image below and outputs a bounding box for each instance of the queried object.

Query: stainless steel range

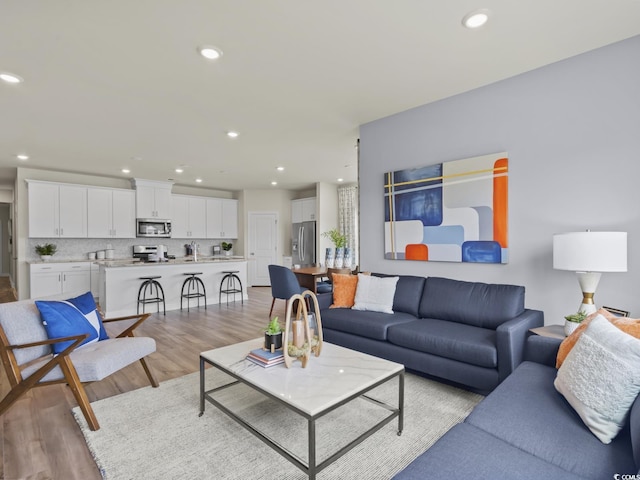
[133,245,170,262]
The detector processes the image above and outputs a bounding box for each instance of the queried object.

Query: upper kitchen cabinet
[206,198,238,239]
[132,179,173,219]
[27,180,87,238]
[87,187,136,238]
[291,197,316,223]
[171,194,207,238]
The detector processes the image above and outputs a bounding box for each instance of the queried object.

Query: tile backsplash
[27,238,236,262]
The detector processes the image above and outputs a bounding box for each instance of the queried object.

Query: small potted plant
[564,311,588,336]
[35,243,57,261]
[264,316,283,352]
[221,241,233,256]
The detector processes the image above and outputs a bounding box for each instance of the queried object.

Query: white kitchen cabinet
[132,179,173,219]
[291,200,303,224]
[302,197,316,221]
[30,262,91,298]
[87,187,136,238]
[291,197,316,223]
[90,263,101,301]
[171,195,207,238]
[206,198,238,239]
[27,181,87,238]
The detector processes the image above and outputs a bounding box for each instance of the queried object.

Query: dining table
[292,266,351,294]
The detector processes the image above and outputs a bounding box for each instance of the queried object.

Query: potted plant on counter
[264,316,283,353]
[35,243,57,262]
[221,242,233,256]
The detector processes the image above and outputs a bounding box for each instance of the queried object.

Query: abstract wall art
[384,152,508,263]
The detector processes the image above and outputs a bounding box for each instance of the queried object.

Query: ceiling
[1,1,639,192]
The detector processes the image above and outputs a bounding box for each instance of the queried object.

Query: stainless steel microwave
[136,218,172,238]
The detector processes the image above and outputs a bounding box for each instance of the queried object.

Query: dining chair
[268,265,307,318]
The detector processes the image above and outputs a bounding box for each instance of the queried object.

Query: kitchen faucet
[191,241,197,262]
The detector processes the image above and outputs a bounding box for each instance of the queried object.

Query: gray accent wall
[359,35,640,324]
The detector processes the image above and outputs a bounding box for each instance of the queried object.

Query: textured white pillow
[352,274,399,314]
[554,314,640,444]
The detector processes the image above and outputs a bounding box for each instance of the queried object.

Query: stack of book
[246,348,284,368]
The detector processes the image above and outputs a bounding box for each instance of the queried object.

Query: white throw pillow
[352,274,399,314]
[554,314,640,444]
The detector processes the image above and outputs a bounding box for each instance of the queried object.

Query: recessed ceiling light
[271,181,278,186]
[276,166,284,171]
[175,168,184,173]
[337,178,344,182]
[195,178,203,183]
[462,9,490,29]
[121,168,130,174]
[0,72,23,84]
[198,46,223,60]
[227,131,239,138]
[16,154,29,161]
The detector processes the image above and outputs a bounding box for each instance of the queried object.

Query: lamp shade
[553,231,627,272]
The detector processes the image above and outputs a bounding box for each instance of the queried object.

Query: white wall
[359,35,640,324]
[316,182,338,263]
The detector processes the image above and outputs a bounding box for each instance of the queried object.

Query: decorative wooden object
[282,290,323,368]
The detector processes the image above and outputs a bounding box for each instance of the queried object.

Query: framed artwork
[384,152,508,263]
[603,306,630,317]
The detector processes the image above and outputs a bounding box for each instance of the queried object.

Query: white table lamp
[553,231,627,314]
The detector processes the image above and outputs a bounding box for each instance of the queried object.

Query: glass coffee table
[200,339,404,479]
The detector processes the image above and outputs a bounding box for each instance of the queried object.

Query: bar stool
[219,270,243,305]
[137,276,166,315]
[181,272,207,311]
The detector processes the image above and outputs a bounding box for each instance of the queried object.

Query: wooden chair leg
[139,358,159,387]
[269,298,276,318]
[0,354,70,418]
[0,382,31,418]
[59,356,100,431]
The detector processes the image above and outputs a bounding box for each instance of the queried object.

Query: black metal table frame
[199,355,404,480]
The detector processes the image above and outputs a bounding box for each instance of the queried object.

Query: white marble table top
[201,339,404,417]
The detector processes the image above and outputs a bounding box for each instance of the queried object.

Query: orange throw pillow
[556,308,640,368]
[330,274,358,309]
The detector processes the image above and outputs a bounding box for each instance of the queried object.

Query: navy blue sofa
[317,275,543,392]
[394,335,640,479]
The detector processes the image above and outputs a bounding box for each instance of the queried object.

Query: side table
[529,324,566,340]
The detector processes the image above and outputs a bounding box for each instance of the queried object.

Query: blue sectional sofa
[394,335,640,479]
[317,275,543,392]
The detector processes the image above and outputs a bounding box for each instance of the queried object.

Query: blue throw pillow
[35,292,109,354]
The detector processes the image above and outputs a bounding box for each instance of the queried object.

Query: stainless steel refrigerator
[291,221,316,267]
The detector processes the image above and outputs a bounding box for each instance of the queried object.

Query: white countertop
[28,256,246,266]
[100,256,246,268]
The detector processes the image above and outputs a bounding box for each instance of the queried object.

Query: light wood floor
[0,287,279,480]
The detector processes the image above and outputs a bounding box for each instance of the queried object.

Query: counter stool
[219,270,243,305]
[137,276,166,315]
[181,272,207,311]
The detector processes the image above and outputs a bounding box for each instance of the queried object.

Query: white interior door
[248,212,278,286]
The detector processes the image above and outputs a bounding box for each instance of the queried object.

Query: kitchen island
[98,257,248,317]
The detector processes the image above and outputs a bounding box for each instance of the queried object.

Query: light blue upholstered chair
[0,293,158,431]
[268,264,307,318]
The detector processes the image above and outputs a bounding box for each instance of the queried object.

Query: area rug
[73,369,483,479]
